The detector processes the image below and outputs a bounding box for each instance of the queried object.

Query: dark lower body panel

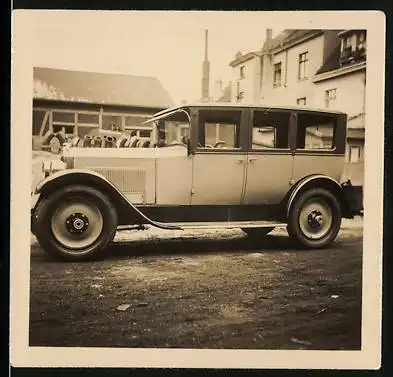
[132,204,284,225]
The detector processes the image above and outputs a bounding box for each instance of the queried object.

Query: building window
[273,62,282,87]
[124,115,150,129]
[240,66,245,79]
[236,82,244,102]
[298,52,308,80]
[77,112,99,125]
[32,109,48,136]
[297,97,307,106]
[349,145,361,162]
[102,114,123,131]
[325,89,337,108]
[341,30,367,64]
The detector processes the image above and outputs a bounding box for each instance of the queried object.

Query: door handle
[248,158,257,164]
[236,159,244,164]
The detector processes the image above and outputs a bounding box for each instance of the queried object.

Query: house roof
[33,67,174,109]
[229,51,261,67]
[262,29,323,53]
[229,30,323,67]
[316,44,342,75]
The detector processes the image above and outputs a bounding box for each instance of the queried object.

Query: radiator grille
[91,167,146,194]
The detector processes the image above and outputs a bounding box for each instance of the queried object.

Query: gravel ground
[29,221,363,350]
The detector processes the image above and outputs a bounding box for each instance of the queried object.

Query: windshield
[148,108,191,147]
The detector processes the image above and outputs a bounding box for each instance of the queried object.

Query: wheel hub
[307,211,323,229]
[66,213,89,234]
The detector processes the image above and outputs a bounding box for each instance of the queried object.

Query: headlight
[51,160,66,173]
[42,161,51,178]
[42,160,66,177]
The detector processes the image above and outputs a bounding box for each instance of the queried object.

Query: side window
[198,110,241,149]
[252,110,290,150]
[296,113,336,150]
[32,110,47,136]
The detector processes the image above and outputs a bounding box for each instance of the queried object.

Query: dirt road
[29,223,363,350]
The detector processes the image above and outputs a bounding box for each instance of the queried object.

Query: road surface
[29,222,363,350]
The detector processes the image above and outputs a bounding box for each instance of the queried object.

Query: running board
[153,220,286,231]
[117,221,286,232]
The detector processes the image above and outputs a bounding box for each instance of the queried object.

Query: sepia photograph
[11,10,385,369]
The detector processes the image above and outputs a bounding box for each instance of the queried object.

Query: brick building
[32,67,174,149]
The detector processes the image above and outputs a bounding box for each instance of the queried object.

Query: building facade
[32,67,174,149]
[229,51,262,104]
[229,29,367,185]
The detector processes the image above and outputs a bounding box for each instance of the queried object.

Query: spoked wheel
[242,227,275,238]
[287,188,341,249]
[34,185,118,261]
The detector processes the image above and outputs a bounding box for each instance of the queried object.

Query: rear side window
[296,113,336,150]
[252,110,290,150]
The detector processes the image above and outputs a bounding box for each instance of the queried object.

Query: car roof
[153,102,347,117]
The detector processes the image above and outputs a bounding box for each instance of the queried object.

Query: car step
[167,220,286,230]
[117,221,286,231]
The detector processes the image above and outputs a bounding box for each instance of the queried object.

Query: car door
[190,107,247,205]
[243,109,295,205]
[291,112,345,183]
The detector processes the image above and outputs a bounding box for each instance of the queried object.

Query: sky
[31,11,280,104]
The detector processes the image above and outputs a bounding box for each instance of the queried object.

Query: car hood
[62,145,188,160]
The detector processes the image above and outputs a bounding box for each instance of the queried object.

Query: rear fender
[285,174,353,219]
[34,169,181,230]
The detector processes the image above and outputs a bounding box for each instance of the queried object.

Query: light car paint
[292,154,345,183]
[62,145,192,205]
[243,153,293,204]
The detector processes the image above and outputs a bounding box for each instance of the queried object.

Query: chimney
[266,29,273,41]
[204,29,208,60]
[201,29,210,101]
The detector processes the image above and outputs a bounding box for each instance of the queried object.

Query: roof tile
[33,67,174,109]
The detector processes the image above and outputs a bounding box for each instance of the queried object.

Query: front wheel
[34,185,118,261]
[287,188,341,249]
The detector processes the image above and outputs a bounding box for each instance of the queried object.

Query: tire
[34,185,118,262]
[287,188,341,249]
[49,136,62,154]
[242,227,275,238]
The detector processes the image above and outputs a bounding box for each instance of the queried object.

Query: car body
[31,103,363,261]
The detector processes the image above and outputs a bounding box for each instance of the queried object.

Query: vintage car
[30,103,363,261]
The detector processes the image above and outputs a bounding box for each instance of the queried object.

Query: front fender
[33,169,181,230]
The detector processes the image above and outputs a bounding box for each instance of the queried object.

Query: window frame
[273,62,282,88]
[349,145,361,162]
[249,109,292,153]
[298,51,309,80]
[194,108,247,153]
[325,88,337,108]
[240,65,246,79]
[294,111,338,153]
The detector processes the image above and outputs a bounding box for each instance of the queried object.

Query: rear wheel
[242,227,275,238]
[287,188,341,249]
[34,185,118,261]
